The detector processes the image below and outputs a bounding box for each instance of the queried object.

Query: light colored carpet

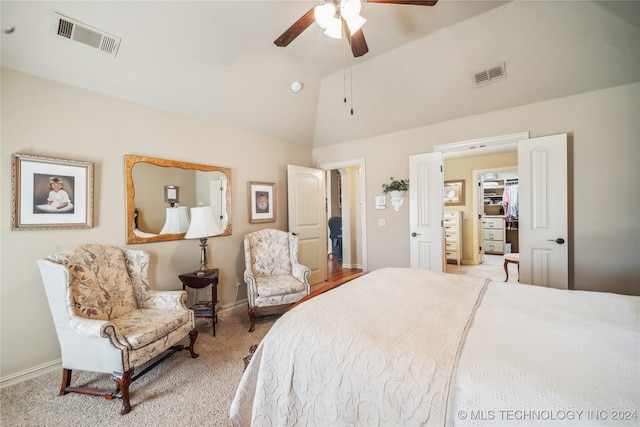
[446,254,519,284]
[0,309,276,427]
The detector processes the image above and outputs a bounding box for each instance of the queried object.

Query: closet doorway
[474,166,518,265]
[440,132,524,270]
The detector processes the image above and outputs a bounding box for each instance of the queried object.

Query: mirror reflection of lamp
[159,206,190,234]
[160,185,190,234]
[185,206,222,275]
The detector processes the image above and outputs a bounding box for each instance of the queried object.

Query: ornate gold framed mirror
[125,155,232,243]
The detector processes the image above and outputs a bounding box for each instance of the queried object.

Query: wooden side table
[179,269,219,336]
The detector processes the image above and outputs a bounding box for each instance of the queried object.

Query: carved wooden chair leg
[188,328,199,358]
[248,307,256,332]
[114,369,134,415]
[60,368,72,395]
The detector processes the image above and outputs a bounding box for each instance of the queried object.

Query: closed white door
[409,152,444,271]
[518,133,569,288]
[287,165,327,285]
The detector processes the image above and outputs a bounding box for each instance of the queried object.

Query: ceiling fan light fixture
[324,17,343,39]
[340,0,362,21]
[314,3,336,29]
[346,15,366,35]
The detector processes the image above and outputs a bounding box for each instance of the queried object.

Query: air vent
[473,63,506,87]
[51,13,121,57]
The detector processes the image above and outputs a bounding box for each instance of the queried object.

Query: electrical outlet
[236,278,242,288]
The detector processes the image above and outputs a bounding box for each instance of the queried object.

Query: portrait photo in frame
[444,179,465,206]
[248,181,275,224]
[164,185,179,206]
[11,153,94,230]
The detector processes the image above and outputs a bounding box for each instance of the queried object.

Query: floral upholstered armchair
[243,229,311,332]
[37,244,198,415]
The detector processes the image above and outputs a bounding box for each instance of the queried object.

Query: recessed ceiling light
[291,81,303,93]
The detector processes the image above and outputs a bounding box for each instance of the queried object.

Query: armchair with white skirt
[37,244,199,415]
[243,229,311,332]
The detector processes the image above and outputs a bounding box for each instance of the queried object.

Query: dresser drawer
[483,239,504,254]
[444,218,458,227]
[483,217,504,229]
[483,229,504,241]
[444,226,458,236]
[446,251,460,260]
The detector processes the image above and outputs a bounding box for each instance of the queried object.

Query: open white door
[518,133,569,288]
[409,152,444,271]
[287,165,327,285]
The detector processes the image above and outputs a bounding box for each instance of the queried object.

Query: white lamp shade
[324,17,343,39]
[340,0,361,21]
[314,3,336,29]
[346,15,366,35]
[160,206,190,234]
[185,206,222,239]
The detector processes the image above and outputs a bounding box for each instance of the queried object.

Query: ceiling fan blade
[364,0,438,5]
[349,29,369,57]
[274,8,316,47]
[343,19,369,57]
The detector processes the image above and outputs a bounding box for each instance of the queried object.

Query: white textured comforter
[230,268,639,427]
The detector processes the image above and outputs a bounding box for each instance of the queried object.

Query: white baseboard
[340,263,363,269]
[1,359,61,388]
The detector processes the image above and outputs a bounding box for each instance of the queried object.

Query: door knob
[547,238,565,244]
[411,232,421,237]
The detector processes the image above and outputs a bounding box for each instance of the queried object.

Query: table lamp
[184,206,222,275]
[159,206,190,234]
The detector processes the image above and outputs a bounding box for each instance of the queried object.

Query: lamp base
[194,237,211,276]
[194,268,214,277]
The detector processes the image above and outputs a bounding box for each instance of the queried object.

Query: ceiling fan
[274,0,438,58]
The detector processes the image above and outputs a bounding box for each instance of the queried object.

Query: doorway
[436,132,569,288]
[321,159,367,280]
[437,132,525,277]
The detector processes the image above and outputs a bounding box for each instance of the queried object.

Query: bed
[230,268,639,426]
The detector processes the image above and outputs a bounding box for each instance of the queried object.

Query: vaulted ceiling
[2,1,639,148]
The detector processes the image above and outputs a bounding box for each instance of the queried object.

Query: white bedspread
[231,268,489,426]
[230,268,640,427]
[451,281,639,426]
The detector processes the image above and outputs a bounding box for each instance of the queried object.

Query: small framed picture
[248,182,275,224]
[11,153,94,230]
[444,179,465,206]
[164,185,179,205]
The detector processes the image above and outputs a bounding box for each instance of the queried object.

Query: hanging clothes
[502,181,519,219]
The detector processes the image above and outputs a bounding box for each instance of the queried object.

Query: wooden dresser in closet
[444,210,462,265]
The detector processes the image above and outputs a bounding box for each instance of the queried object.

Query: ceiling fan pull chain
[343,34,348,104]
[343,68,347,104]
[350,66,354,115]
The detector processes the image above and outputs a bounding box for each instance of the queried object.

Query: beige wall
[0,69,312,380]
[314,82,640,296]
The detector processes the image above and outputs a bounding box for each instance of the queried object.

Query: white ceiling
[2,1,639,148]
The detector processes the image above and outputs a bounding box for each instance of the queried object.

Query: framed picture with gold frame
[11,153,94,230]
[248,181,275,224]
[444,179,465,206]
